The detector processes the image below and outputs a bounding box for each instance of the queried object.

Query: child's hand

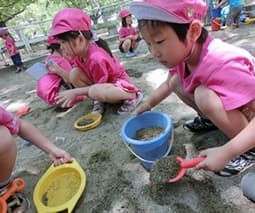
[195,146,231,172]
[133,102,151,115]
[46,60,61,74]
[48,147,72,166]
[55,90,76,108]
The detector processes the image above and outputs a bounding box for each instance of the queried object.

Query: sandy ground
[1,23,255,212]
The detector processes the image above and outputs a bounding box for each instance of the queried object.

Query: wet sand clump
[150,155,180,184]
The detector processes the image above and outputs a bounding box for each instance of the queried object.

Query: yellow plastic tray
[33,158,86,213]
[74,113,102,131]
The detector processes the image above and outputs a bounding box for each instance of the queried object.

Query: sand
[1,24,255,212]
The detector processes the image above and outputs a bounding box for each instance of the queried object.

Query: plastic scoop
[0,178,25,213]
[168,156,205,183]
[15,106,30,117]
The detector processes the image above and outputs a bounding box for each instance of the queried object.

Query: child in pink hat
[131,0,255,176]
[36,35,85,107]
[118,9,141,57]
[0,28,26,73]
[50,8,142,115]
[0,106,72,211]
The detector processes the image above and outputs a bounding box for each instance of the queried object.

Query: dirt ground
[1,23,255,213]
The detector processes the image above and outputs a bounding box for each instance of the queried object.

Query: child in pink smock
[36,36,85,107]
[0,29,26,73]
[0,106,72,211]
[118,9,141,57]
[49,8,143,115]
[131,0,255,176]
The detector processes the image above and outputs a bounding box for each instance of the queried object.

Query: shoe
[6,192,30,212]
[125,51,136,58]
[15,68,22,73]
[241,149,255,160]
[22,65,27,71]
[183,116,218,132]
[217,152,255,177]
[92,100,104,114]
[0,182,10,196]
[117,92,143,115]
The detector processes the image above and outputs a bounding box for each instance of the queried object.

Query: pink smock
[73,43,140,93]
[171,35,255,111]
[0,107,20,135]
[118,27,137,39]
[5,36,19,56]
[36,55,72,105]
[118,27,137,45]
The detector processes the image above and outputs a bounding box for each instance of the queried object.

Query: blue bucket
[120,111,174,170]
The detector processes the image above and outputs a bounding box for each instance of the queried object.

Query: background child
[131,0,255,176]
[36,35,85,107]
[217,0,244,28]
[0,28,26,73]
[50,8,142,115]
[118,9,141,57]
[0,106,72,211]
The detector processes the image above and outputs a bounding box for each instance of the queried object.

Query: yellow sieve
[74,113,102,131]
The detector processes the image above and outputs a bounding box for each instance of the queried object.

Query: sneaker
[183,116,218,132]
[217,153,255,177]
[21,65,27,71]
[15,68,22,73]
[125,51,136,58]
[241,149,255,160]
[92,100,104,114]
[6,192,30,212]
[0,182,10,196]
[117,92,143,115]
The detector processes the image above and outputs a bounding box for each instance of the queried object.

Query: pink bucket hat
[119,9,132,19]
[130,0,207,24]
[47,35,60,45]
[50,8,91,37]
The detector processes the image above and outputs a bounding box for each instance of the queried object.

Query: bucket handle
[123,127,174,164]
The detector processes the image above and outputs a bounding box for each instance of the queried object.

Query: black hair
[47,43,61,54]
[138,20,208,44]
[121,18,127,27]
[121,15,132,28]
[55,30,113,57]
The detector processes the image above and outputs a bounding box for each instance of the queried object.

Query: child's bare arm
[18,119,72,165]
[197,118,255,171]
[134,73,173,114]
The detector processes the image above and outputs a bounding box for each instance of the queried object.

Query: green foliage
[0,0,37,26]
[93,20,119,31]
[1,0,129,29]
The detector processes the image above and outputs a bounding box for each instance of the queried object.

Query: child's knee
[70,69,91,87]
[0,126,15,154]
[88,85,106,101]
[194,86,221,114]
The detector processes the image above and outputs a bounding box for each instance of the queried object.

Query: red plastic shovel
[0,178,25,212]
[168,156,205,183]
